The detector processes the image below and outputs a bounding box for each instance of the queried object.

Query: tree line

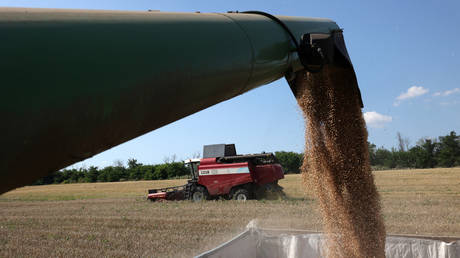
[33,131,459,185]
[368,131,460,169]
[34,159,189,185]
[277,131,460,172]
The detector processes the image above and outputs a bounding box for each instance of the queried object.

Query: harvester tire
[233,189,250,201]
[192,186,208,202]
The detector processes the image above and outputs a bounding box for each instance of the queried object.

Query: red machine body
[198,158,284,196]
[147,144,285,201]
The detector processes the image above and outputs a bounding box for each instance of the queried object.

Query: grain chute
[0,8,360,193]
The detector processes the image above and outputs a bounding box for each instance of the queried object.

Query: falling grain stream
[295,66,386,257]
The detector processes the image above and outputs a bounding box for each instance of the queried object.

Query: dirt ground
[1,168,459,257]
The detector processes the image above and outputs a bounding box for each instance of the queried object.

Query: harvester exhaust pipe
[0,8,361,193]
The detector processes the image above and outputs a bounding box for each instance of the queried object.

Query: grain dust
[295,66,386,257]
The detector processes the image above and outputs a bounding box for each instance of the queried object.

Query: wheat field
[1,168,459,257]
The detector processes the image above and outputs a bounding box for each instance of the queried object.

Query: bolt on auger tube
[0,8,360,193]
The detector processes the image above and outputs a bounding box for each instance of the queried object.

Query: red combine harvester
[147,144,285,202]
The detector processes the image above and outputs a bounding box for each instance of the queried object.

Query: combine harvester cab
[147,144,285,202]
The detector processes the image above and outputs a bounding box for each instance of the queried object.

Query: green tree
[393,150,415,168]
[374,148,393,168]
[167,162,188,178]
[97,167,110,182]
[410,139,438,168]
[61,168,83,183]
[85,166,99,183]
[143,170,154,180]
[128,159,146,180]
[139,165,153,180]
[275,151,303,174]
[153,164,169,180]
[368,142,377,166]
[141,165,156,180]
[127,158,140,169]
[128,167,141,180]
[53,171,64,184]
[436,131,460,167]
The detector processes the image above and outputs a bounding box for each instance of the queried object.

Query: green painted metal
[0,8,340,193]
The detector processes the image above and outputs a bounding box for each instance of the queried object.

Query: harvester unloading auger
[0,8,361,194]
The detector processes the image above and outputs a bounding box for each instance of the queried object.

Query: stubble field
[1,168,459,257]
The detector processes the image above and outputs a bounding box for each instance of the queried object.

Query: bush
[275,151,303,174]
[153,164,168,180]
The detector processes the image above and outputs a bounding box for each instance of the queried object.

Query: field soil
[1,168,459,257]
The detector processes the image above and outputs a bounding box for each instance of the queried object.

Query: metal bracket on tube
[286,30,364,108]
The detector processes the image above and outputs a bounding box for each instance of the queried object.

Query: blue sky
[3,0,459,167]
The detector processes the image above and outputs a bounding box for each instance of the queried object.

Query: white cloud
[364,111,392,128]
[433,88,460,97]
[394,86,429,106]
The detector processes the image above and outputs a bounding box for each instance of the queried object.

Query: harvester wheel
[233,189,250,201]
[192,186,208,202]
